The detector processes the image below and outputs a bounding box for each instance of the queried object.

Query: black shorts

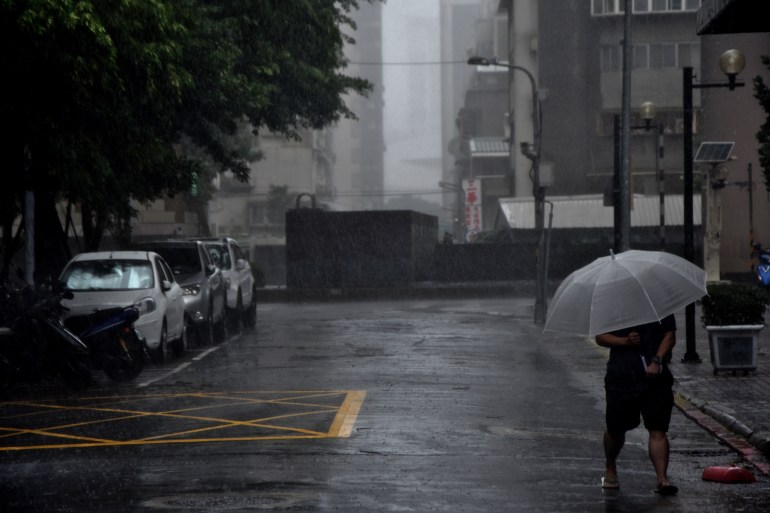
[605,373,674,435]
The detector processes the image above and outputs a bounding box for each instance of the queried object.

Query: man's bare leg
[648,430,670,482]
[649,430,677,493]
[603,430,624,487]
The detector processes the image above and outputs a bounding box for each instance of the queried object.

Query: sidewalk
[258,282,770,473]
[669,305,770,473]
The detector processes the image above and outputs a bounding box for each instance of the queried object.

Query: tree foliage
[753,55,770,193]
[0,0,375,281]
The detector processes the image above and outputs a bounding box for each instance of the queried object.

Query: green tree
[753,55,770,193]
[0,0,375,281]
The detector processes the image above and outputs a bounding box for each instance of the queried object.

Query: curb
[256,282,537,303]
[675,392,770,475]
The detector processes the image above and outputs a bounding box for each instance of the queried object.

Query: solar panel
[694,142,734,163]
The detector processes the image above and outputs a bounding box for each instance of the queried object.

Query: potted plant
[700,282,770,375]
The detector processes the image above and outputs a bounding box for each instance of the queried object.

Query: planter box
[705,325,764,375]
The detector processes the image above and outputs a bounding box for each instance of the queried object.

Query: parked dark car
[193,237,256,331]
[134,240,226,346]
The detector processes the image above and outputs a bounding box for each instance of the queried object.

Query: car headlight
[182,284,202,296]
[135,297,156,315]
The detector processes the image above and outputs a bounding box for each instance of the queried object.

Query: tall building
[458,0,770,276]
[440,0,485,241]
[331,1,385,212]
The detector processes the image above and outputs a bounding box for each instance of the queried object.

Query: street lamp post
[438,181,465,242]
[467,55,547,324]
[612,102,662,252]
[681,49,745,363]
[639,101,666,248]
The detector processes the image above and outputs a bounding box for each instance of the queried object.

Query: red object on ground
[702,466,757,483]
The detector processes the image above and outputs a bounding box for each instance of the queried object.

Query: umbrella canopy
[544,250,707,337]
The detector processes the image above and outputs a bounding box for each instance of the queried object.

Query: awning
[498,194,702,230]
[697,0,767,35]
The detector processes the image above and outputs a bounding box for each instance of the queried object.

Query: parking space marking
[0,390,366,451]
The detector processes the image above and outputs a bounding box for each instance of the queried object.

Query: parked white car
[58,251,187,362]
[195,237,256,330]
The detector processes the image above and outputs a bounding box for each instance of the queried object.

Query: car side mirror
[236,259,247,271]
[206,264,217,275]
[161,280,173,292]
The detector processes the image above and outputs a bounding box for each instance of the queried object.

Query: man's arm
[595,331,640,348]
[646,330,676,376]
[657,330,676,360]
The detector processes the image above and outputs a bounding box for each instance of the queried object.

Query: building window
[602,41,699,71]
[593,0,699,15]
[678,42,700,68]
[633,45,648,69]
[649,43,677,68]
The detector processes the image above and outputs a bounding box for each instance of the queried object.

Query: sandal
[654,481,678,496]
[601,477,620,490]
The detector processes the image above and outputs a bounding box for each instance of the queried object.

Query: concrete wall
[285,210,438,289]
[267,211,703,288]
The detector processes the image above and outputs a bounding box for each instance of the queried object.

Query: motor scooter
[62,305,149,382]
[0,283,92,391]
[751,241,770,287]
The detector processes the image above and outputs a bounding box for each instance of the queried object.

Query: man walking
[595,314,679,495]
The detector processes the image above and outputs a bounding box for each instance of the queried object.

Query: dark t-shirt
[605,314,676,387]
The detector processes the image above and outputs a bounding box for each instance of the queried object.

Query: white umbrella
[544,249,707,337]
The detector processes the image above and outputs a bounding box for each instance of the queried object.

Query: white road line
[138,362,192,388]
[137,339,229,388]
[193,345,222,361]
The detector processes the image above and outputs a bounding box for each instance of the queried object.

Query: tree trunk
[34,192,72,286]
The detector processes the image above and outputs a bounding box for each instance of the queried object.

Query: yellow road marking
[328,390,366,438]
[0,390,366,451]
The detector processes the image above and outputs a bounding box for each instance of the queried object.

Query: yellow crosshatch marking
[0,390,366,451]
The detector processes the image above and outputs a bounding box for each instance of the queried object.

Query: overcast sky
[382,1,442,196]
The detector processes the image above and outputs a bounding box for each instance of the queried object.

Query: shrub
[700,282,770,326]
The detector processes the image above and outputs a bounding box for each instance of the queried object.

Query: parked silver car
[134,240,226,346]
[58,251,187,363]
[194,237,256,331]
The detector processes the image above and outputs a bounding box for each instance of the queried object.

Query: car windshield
[205,244,231,270]
[61,260,154,291]
[152,247,200,275]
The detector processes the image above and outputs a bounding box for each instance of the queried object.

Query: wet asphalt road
[1,297,769,512]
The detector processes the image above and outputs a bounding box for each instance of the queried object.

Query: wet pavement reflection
[1,298,768,512]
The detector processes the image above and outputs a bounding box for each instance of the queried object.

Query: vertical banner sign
[463,178,483,242]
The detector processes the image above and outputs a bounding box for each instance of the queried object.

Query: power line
[349,60,467,66]
[334,189,446,197]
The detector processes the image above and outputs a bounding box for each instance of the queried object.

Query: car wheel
[197,309,214,347]
[243,286,257,328]
[153,321,169,364]
[215,304,228,343]
[228,292,244,334]
[173,315,189,357]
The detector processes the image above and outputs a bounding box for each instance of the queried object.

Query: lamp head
[719,49,745,90]
[467,56,493,66]
[640,101,656,131]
